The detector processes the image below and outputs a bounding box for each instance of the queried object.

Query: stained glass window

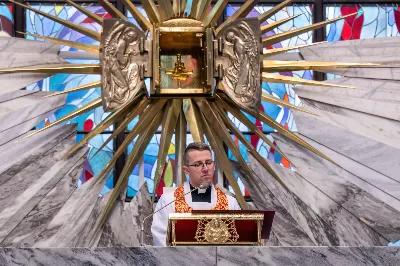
[25,5,114,191]
[0,3,12,37]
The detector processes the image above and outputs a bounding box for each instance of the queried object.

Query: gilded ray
[94,111,164,243]
[98,0,127,20]
[261,92,318,116]
[159,0,174,21]
[262,73,356,89]
[215,94,291,164]
[215,0,256,35]
[121,0,152,31]
[0,64,100,75]
[65,94,144,158]
[96,99,168,180]
[258,0,294,23]
[213,102,287,188]
[90,97,151,159]
[44,81,101,98]
[261,12,304,34]
[175,110,187,185]
[183,99,205,142]
[263,12,358,47]
[197,0,212,21]
[262,42,326,57]
[202,0,229,28]
[196,99,261,186]
[19,32,100,54]
[9,0,100,41]
[141,0,162,24]
[190,0,200,18]
[263,60,379,72]
[198,110,248,210]
[20,98,102,141]
[152,99,182,200]
[220,93,335,164]
[65,0,103,25]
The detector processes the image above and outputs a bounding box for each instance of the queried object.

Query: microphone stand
[140,184,206,246]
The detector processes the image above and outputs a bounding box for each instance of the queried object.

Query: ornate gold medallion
[195,218,239,244]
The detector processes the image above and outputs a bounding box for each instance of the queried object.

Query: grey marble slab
[0,124,77,185]
[0,153,86,247]
[248,154,388,246]
[0,37,60,54]
[98,182,153,247]
[293,110,400,182]
[296,77,400,103]
[0,91,66,133]
[0,247,217,266]
[232,162,316,246]
[33,171,108,247]
[0,131,77,211]
[0,146,89,244]
[272,133,400,243]
[299,99,400,150]
[217,247,400,266]
[296,88,400,121]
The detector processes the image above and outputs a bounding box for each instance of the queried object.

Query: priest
[151,142,241,246]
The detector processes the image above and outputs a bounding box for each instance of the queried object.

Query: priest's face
[183,149,215,187]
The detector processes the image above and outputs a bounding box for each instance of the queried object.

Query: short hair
[183,142,212,165]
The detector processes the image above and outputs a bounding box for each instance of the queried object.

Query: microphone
[140,183,209,246]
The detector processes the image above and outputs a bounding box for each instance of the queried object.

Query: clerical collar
[189,183,212,203]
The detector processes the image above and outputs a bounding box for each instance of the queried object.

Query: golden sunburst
[4,0,376,237]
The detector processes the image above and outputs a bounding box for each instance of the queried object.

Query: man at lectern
[151,142,241,246]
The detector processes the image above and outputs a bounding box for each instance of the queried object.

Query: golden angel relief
[101,19,148,111]
[216,19,261,109]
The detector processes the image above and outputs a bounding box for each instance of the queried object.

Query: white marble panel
[0,108,61,146]
[0,124,77,181]
[0,154,86,247]
[0,146,88,244]
[0,90,36,104]
[293,110,400,181]
[299,99,400,149]
[296,88,400,121]
[321,67,400,81]
[33,172,108,247]
[248,154,388,246]
[296,77,400,103]
[272,133,400,242]
[0,135,77,212]
[0,73,52,93]
[0,37,60,54]
[97,182,153,247]
[300,36,400,63]
[0,53,65,69]
[0,91,66,133]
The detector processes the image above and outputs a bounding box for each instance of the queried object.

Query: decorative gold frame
[166,213,264,246]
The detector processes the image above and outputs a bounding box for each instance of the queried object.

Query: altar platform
[1,247,400,265]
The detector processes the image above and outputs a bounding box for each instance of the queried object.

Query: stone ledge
[1,247,399,266]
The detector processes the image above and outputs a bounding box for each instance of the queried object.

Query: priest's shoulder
[159,187,177,203]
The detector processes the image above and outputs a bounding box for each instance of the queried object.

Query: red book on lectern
[167,210,275,246]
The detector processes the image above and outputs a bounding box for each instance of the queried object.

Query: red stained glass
[340,6,364,40]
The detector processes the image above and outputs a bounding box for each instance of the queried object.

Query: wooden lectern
[166,210,275,246]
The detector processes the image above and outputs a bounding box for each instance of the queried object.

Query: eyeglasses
[186,160,215,171]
